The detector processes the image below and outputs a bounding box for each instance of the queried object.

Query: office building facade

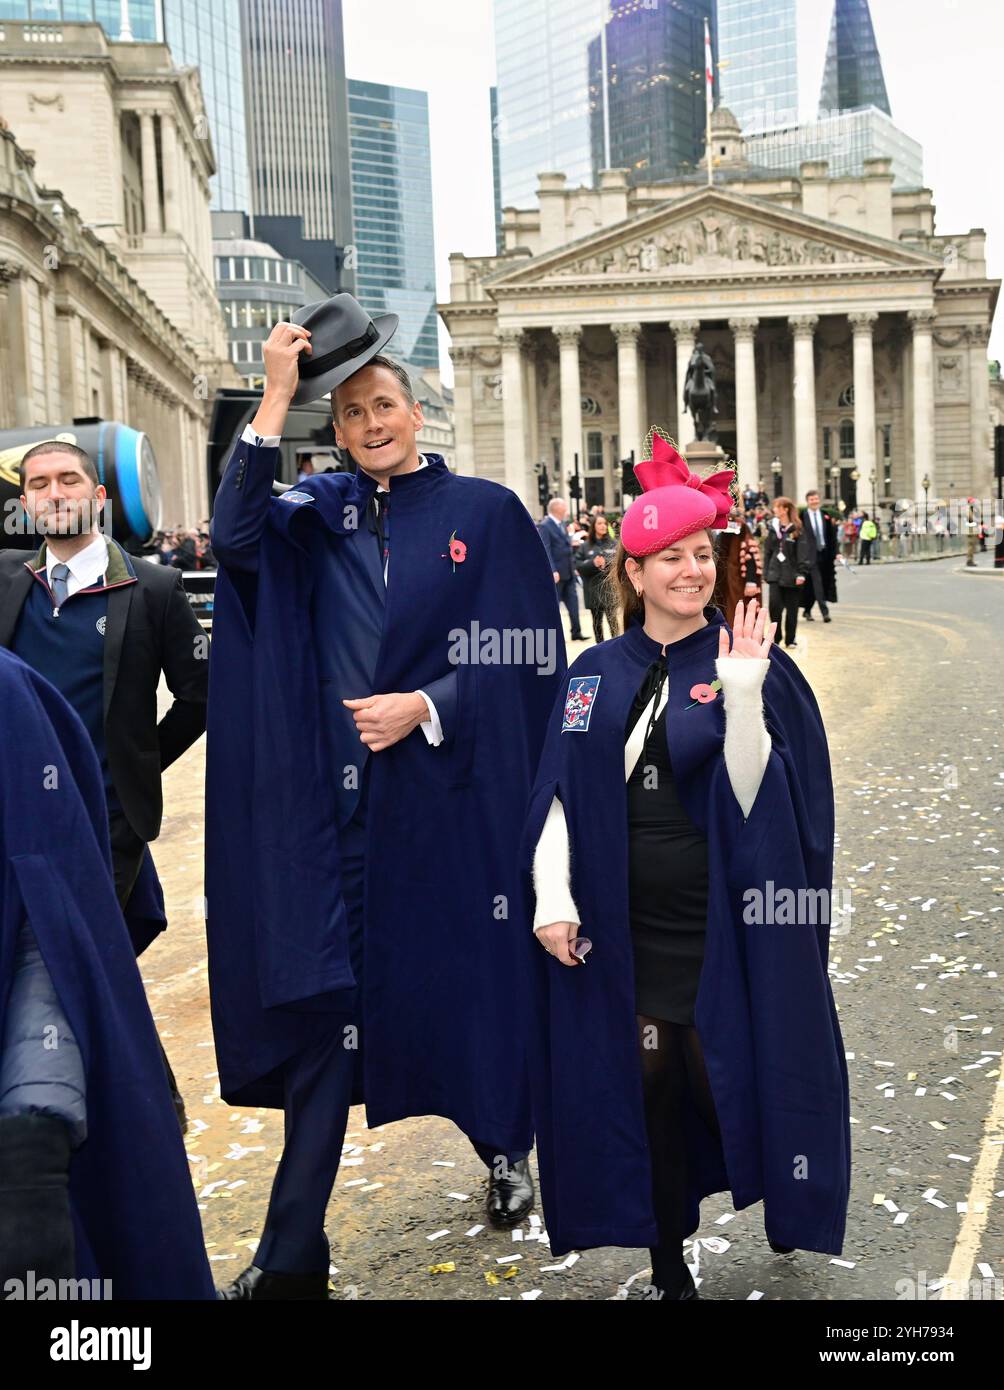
[717,0,797,132]
[348,80,439,371]
[493,0,602,210]
[587,0,717,185]
[746,106,922,190]
[819,0,891,117]
[240,0,353,253]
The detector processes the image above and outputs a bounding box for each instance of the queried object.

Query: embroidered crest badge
[279,490,315,505]
[561,675,601,732]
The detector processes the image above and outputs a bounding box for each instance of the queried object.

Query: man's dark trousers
[556,574,583,640]
[253,772,526,1274]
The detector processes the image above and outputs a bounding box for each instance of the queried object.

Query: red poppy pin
[441,529,467,571]
[684,679,721,710]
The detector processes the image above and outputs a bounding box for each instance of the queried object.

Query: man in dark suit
[799,489,837,622]
[0,439,210,1125]
[537,497,585,640]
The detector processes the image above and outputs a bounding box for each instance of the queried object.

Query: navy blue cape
[0,649,213,1299]
[520,612,851,1257]
[205,458,564,1151]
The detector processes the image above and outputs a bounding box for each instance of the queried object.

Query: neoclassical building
[0,128,215,524]
[441,109,998,511]
[0,18,239,521]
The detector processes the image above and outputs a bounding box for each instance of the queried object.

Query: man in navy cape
[520,610,851,1260]
[0,649,213,1299]
[206,295,564,1298]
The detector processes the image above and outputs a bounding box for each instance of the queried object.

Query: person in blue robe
[0,648,213,1299]
[205,296,564,1298]
[522,433,851,1299]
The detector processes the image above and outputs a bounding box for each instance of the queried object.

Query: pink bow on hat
[633,434,734,528]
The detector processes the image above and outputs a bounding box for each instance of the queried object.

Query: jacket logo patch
[562,675,601,732]
[96,616,107,636]
[280,490,315,505]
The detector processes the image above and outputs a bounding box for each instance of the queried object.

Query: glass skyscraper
[161,0,249,213]
[240,0,353,252]
[0,0,159,39]
[588,0,716,185]
[347,80,438,371]
[745,106,921,188]
[718,0,797,132]
[819,0,891,117]
[493,0,603,209]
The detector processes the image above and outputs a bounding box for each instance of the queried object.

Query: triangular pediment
[488,187,941,288]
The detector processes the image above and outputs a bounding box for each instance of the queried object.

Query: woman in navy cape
[0,649,213,1298]
[521,432,850,1298]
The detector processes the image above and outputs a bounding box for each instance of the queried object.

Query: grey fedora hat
[288,292,399,406]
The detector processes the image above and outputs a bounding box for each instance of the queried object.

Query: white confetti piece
[432,1161,455,1168]
[830,1258,856,1269]
[747,1289,764,1300]
[520,1290,542,1300]
[446,1193,471,1201]
[465,1225,484,1237]
[427,1230,450,1242]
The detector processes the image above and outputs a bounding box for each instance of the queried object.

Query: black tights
[637,1014,721,1297]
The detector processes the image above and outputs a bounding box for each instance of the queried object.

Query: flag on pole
[704,18,714,119]
[704,17,714,185]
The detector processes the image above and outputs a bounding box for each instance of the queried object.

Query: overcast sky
[342,0,1004,381]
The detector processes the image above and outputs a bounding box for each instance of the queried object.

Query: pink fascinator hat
[620,429,736,557]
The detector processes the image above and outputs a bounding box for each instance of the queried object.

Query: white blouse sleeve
[714,656,772,818]
[532,795,582,931]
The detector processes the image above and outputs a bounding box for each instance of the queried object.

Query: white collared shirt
[240,425,442,744]
[45,533,109,598]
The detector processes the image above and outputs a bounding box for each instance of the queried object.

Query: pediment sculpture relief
[551,215,872,278]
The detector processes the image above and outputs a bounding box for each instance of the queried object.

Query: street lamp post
[771,455,783,498]
[829,464,840,505]
[922,473,930,534]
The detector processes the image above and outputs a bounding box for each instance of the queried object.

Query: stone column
[0,263,19,426]
[612,321,642,469]
[159,110,180,233]
[849,311,878,502]
[498,327,528,501]
[965,322,992,495]
[669,319,700,446]
[908,308,935,500]
[524,340,540,467]
[139,111,162,235]
[555,323,583,495]
[637,335,649,449]
[449,345,476,477]
[5,269,36,427]
[788,314,819,500]
[729,317,760,485]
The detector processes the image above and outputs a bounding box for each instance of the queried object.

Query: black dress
[626,658,710,1024]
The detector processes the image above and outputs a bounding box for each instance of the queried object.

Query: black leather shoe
[803,613,815,621]
[217,1265,329,1300]
[486,1157,534,1228]
[823,615,832,623]
[767,1237,796,1255]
